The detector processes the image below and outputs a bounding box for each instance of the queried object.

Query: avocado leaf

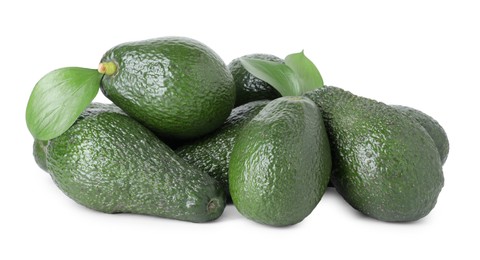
[240,51,323,97]
[285,51,324,93]
[26,67,102,140]
[240,58,301,96]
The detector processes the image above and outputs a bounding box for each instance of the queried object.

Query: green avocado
[304,86,444,222]
[228,54,282,106]
[392,105,449,164]
[35,103,225,223]
[33,139,48,172]
[100,36,235,140]
[176,100,270,199]
[229,97,331,226]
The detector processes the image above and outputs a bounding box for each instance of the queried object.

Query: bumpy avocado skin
[176,100,270,199]
[33,139,48,172]
[100,37,235,140]
[392,105,449,165]
[39,103,225,223]
[229,97,331,226]
[304,87,444,222]
[228,54,282,106]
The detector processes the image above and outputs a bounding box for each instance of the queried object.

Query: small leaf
[285,51,324,94]
[26,67,102,140]
[240,58,301,97]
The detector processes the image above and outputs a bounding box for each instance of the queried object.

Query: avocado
[176,100,270,199]
[228,54,282,106]
[33,139,48,172]
[99,37,235,140]
[35,103,225,223]
[304,86,444,222]
[392,105,449,164]
[229,97,331,226]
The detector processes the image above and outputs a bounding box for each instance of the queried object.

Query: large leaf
[26,67,102,140]
[285,51,324,94]
[240,58,301,96]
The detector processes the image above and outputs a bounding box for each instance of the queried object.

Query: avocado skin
[38,103,225,223]
[33,104,125,172]
[176,100,270,199]
[304,87,444,222]
[229,97,331,226]
[33,139,48,172]
[100,37,235,140]
[392,105,449,165]
[228,54,282,106]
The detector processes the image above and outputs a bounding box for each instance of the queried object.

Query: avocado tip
[98,61,117,76]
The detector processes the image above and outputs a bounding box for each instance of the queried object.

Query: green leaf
[285,50,324,94]
[26,67,102,140]
[240,58,301,96]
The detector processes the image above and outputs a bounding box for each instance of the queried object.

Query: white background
[1,0,478,259]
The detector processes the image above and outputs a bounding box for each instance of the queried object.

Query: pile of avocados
[26,36,448,226]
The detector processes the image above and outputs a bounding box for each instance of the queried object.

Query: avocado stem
[98,62,117,76]
[207,198,219,213]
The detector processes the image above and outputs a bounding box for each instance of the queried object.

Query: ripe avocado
[392,105,449,164]
[304,86,444,222]
[176,100,270,199]
[228,54,282,106]
[100,37,235,140]
[36,103,226,223]
[229,97,331,226]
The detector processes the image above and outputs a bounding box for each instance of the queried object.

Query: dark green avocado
[304,86,444,222]
[392,105,449,164]
[33,139,48,172]
[229,96,331,226]
[100,36,235,140]
[228,54,282,106]
[176,100,270,199]
[35,103,226,223]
